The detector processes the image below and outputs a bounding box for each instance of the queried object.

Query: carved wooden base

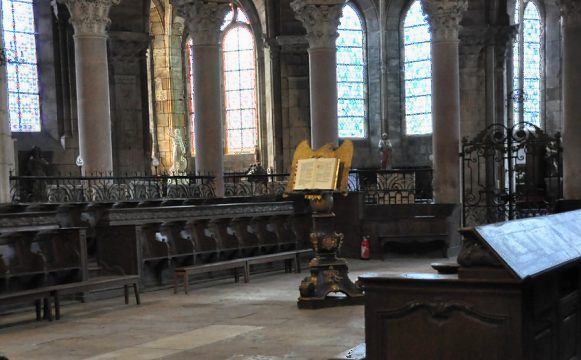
[330,343,366,360]
[297,257,364,309]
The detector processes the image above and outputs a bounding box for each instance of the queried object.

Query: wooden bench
[45,275,140,320]
[174,249,313,294]
[0,275,140,322]
[174,259,248,294]
[246,249,313,275]
[0,287,54,321]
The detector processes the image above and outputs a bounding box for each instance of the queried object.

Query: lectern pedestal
[297,193,364,309]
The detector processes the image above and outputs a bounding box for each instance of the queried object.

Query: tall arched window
[402,0,432,135]
[2,0,41,132]
[186,38,195,155]
[512,0,542,126]
[222,7,258,154]
[336,2,366,139]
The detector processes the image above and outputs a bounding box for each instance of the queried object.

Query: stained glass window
[336,3,366,139]
[403,0,432,135]
[222,8,257,154]
[512,1,542,127]
[2,0,40,132]
[187,38,196,155]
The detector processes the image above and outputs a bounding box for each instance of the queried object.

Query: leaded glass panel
[222,10,258,154]
[2,0,41,132]
[403,0,432,135]
[187,39,196,155]
[336,3,366,138]
[512,1,542,127]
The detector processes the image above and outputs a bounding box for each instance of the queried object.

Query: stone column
[493,26,518,127]
[559,1,581,199]
[291,0,345,149]
[422,0,468,204]
[0,8,15,203]
[59,0,119,175]
[458,27,487,138]
[173,0,229,196]
[108,32,151,175]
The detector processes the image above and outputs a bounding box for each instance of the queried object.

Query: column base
[297,258,364,309]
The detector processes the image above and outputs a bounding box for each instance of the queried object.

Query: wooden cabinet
[360,210,581,359]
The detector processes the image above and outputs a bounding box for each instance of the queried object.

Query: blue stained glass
[338,83,365,99]
[403,1,432,135]
[337,65,365,82]
[337,48,363,65]
[222,9,258,154]
[2,0,41,132]
[187,39,196,155]
[513,1,541,127]
[336,3,366,138]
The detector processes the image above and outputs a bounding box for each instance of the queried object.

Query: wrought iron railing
[348,168,433,205]
[9,168,433,204]
[224,172,289,197]
[9,173,215,203]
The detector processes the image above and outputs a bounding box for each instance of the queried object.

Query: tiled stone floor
[0,258,442,360]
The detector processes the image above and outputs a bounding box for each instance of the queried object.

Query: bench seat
[247,249,312,274]
[44,275,141,320]
[174,259,248,294]
[0,287,54,321]
[174,249,314,294]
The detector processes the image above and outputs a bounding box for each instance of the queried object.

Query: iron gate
[461,122,562,227]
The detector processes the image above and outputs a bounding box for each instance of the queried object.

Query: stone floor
[0,258,443,360]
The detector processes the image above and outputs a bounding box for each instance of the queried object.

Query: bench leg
[184,272,189,295]
[43,297,53,322]
[133,283,141,305]
[124,285,129,305]
[54,293,61,320]
[174,273,178,294]
[234,268,239,283]
[295,254,301,273]
[35,299,42,321]
[243,264,249,283]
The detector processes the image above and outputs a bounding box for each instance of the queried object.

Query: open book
[293,158,340,191]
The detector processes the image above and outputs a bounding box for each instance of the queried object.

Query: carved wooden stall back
[359,210,581,360]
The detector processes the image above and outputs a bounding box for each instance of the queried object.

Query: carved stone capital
[290,0,346,49]
[421,0,468,42]
[459,27,488,69]
[559,0,581,27]
[172,0,230,46]
[108,32,151,63]
[494,25,518,69]
[59,0,120,36]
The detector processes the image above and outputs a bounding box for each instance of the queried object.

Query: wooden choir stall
[359,210,581,359]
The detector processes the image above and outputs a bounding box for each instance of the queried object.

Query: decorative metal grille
[9,169,433,204]
[461,122,562,227]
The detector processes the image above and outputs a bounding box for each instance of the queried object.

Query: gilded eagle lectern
[285,140,364,309]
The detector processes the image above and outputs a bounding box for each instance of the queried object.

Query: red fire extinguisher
[361,236,370,260]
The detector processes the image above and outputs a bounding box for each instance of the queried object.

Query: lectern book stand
[285,140,364,309]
